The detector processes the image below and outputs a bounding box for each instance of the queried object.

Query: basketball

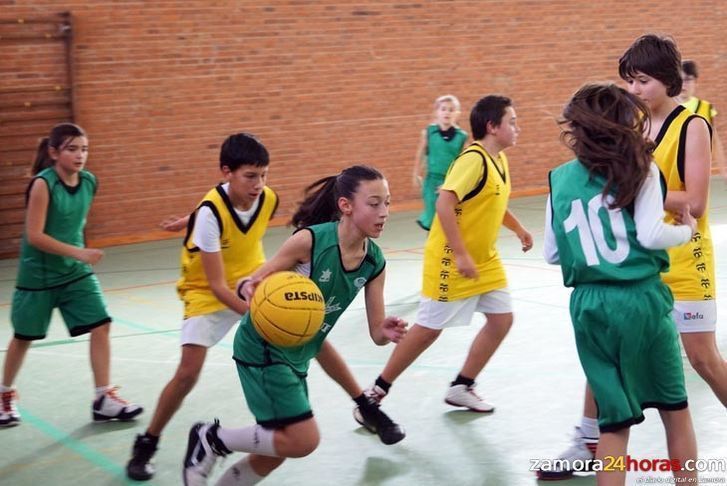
[250,271,326,347]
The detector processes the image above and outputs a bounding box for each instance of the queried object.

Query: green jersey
[233,221,386,374]
[548,159,670,287]
[426,124,468,175]
[16,168,97,290]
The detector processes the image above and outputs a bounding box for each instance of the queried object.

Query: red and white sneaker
[92,386,143,422]
[0,388,20,427]
[444,384,495,412]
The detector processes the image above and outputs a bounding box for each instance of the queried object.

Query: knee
[291,432,319,458]
[486,313,513,335]
[685,351,719,379]
[173,363,202,390]
[415,326,442,346]
[278,428,320,458]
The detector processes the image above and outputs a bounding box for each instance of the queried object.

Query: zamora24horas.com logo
[530,455,727,474]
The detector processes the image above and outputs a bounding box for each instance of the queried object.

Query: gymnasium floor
[1,188,726,485]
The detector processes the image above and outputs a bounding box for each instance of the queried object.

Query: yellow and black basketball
[250,271,325,347]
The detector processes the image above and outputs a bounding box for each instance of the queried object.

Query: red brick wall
[2,1,724,254]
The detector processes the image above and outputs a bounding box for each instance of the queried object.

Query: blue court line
[13,407,134,484]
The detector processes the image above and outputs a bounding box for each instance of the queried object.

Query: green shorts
[234,359,313,429]
[11,274,111,340]
[570,276,687,432]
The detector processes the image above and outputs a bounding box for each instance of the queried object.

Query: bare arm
[634,164,694,249]
[711,128,727,180]
[200,250,249,315]
[25,179,103,265]
[238,230,313,299]
[436,189,477,278]
[502,209,533,252]
[364,268,407,345]
[412,129,427,187]
[664,118,711,217]
[160,214,190,232]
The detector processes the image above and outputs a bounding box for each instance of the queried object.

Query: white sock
[215,456,264,486]
[95,385,110,397]
[580,416,600,439]
[0,384,11,392]
[217,424,277,456]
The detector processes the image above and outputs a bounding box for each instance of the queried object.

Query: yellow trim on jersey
[177,185,278,317]
[422,142,510,302]
[682,96,717,125]
[653,106,715,300]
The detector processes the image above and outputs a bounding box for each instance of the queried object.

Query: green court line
[14,407,134,484]
[112,316,233,350]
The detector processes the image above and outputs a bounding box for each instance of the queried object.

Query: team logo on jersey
[319,268,332,283]
[353,277,367,289]
[683,312,704,321]
[325,296,341,314]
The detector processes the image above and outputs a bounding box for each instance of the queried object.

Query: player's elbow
[689,202,706,219]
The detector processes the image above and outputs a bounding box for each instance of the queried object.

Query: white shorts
[672,300,717,333]
[416,289,512,330]
[180,308,241,347]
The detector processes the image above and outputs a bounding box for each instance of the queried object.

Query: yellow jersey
[422,142,510,301]
[682,96,717,125]
[653,105,715,300]
[177,185,278,317]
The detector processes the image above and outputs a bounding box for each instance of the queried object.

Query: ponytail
[291,176,338,228]
[31,137,53,175]
[31,123,87,176]
[290,165,384,229]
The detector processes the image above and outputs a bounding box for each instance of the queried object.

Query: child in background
[545,82,698,486]
[413,95,468,231]
[365,95,532,414]
[0,123,143,428]
[182,165,407,486]
[679,59,726,179]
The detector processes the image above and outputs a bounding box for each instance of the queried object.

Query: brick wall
[1,1,724,255]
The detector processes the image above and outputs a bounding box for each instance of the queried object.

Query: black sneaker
[183,420,231,486]
[126,434,158,481]
[353,397,405,445]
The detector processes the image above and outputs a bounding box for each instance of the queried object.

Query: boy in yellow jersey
[537,34,727,482]
[362,95,533,412]
[126,133,279,481]
[679,59,727,180]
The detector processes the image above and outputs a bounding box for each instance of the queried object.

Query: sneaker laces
[465,384,483,400]
[104,386,129,405]
[1,389,17,412]
[207,419,232,457]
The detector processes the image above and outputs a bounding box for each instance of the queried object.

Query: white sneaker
[536,426,599,480]
[363,383,388,405]
[183,420,230,486]
[92,386,143,421]
[0,388,20,427]
[444,384,495,412]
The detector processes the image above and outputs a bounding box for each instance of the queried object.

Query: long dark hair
[559,83,654,209]
[32,123,86,175]
[291,165,384,228]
